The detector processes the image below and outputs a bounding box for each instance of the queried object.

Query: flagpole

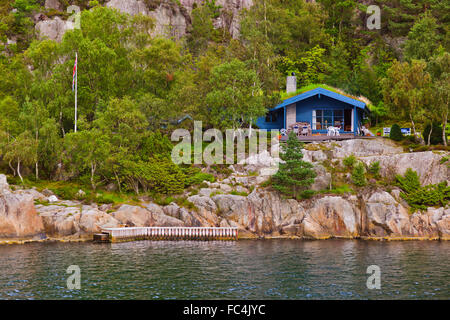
[74,52,77,133]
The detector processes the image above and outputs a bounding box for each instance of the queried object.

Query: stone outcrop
[36,17,74,42]
[0,175,45,240]
[303,196,360,239]
[303,138,449,186]
[360,151,449,185]
[37,203,120,239]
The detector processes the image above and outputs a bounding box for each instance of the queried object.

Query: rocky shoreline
[1,139,449,244]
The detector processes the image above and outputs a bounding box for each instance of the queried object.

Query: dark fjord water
[0,240,448,299]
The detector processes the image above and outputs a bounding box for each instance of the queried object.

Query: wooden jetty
[95,227,239,242]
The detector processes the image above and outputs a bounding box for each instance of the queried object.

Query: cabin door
[344,109,352,132]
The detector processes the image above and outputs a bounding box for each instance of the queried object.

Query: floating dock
[95,227,238,242]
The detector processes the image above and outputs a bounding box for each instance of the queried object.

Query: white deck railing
[100,227,238,242]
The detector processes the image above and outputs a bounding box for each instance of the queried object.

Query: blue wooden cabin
[256,86,369,135]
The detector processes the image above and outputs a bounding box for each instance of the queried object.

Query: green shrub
[395,168,449,211]
[423,122,445,145]
[185,171,215,186]
[343,154,357,169]
[52,185,78,200]
[389,124,403,141]
[368,161,381,177]
[401,182,449,210]
[121,155,185,194]
[153,195,174,206]
[351,162,366,186]
[404,135,418,144]
[396,168,421,194]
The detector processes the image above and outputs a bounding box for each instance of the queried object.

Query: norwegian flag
[72,53,77,91]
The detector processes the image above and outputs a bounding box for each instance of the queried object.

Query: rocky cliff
[1,138,449,243]
[36,0,253,41]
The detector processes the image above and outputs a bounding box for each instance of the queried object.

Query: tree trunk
[409,113,417,138]
[443,116,448,147]
[114,170,122,193]
[90,162,96,190]
[427,123,433,146]
[9,160,15,176]
[35,130,38,180]
[17,160,23,184]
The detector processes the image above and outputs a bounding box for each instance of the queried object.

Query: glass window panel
[316,110,322,117]
[324,110,332,117]
[334,110,343,117]
[323,117,332,128]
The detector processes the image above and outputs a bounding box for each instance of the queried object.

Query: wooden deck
[97,227,239,242]
[280,134,375,142]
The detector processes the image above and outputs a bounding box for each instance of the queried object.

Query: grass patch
[230,191,248,196]
[319,184,354,195]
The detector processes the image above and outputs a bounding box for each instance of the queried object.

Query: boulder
[435,209,450,240]
[45,0,62,11]
[0,192,45,239]
[198,188,218,197]
[48,195,59,203]
[235,185,249,194]
[144,203,185,226]
[16,188,46,201]
[219,183,233,193]
[311,164,331,191]
[112,204,153,227]
[364,191,412,237]
[38,204,120,238]
[302,196,359,239]
[187,195,220,225]
[42,188,54,196]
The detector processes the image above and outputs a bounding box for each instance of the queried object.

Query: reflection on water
[0,240,448,299]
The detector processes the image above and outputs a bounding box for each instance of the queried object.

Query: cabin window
[313,109,347,130]
[265,111,278,123]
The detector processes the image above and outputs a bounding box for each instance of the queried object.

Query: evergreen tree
[389,123,403,141]
[271,131,316,199]
[351,162,366,187]
[423,122,444,145]
[404,13,440,62]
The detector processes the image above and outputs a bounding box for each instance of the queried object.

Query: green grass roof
[280,84,372,107]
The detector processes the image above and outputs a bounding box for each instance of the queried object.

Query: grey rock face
[45,0,62,11]
[360,151,449,185]
[36,17,74,41]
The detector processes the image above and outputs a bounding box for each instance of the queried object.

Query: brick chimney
[286,72,297,94]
